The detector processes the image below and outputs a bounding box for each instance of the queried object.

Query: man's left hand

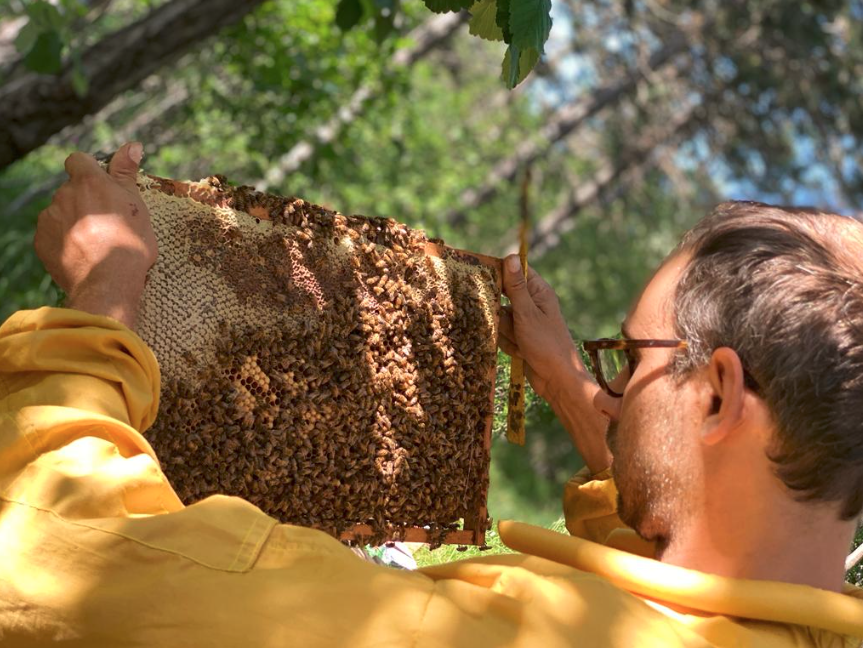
[34,142,157,329]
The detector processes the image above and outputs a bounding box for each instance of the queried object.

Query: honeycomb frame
[136,174,502,547]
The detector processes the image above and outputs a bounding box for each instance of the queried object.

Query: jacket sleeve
[0,307,164,490]
[562,466,624,542]
[562,466,656,558]
[0,307,683,648]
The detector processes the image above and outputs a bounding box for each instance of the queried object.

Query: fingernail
[506,255,521,273]
[128,142,144,164]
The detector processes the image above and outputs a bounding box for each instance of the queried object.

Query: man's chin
[617,493,662,544]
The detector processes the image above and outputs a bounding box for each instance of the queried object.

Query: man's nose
[593,387,622,421]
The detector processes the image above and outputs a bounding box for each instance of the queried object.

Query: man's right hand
[499,255,612,473]
[34,142,157,329]
[498,254,590,405]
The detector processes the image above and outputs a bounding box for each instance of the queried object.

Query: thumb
[108,141,143,192]
[503,255,535,312]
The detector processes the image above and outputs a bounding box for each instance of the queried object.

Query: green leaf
[71,67,88,96]
[24,1,63,30]
[501,44,539,88]
[505,43,520,88]
[14,20,41,55]
[23,30,63,74]
[469,0,503,42]
[495,0,512,44]
[422,0,473,14]
[509,0,552,53]
[71,55,88,97]
[335,0,364,31]
[372,0,398,41]
[374,11,396,42]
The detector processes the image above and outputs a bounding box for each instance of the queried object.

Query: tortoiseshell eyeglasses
[582,338,688,398]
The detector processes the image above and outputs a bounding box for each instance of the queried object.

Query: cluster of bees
[138,176,500,543]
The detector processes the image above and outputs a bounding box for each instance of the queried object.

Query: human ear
[700,347,745,446]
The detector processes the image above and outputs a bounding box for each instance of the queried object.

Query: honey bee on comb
[134,172,502,546]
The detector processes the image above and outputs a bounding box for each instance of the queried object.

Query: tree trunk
[6,81,190,218]
[0,17,27,68]
[258,12,467,190]
[0,0,267,172]
[443,33,690,228]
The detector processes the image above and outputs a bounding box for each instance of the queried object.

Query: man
[0,142,860,646]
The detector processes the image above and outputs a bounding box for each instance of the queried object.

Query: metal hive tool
[135,173,502,546]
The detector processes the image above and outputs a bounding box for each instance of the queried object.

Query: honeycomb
[135,174,502,545]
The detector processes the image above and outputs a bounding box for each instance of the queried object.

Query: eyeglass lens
[597,347,629,386]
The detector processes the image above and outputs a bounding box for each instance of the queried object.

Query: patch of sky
[675,130,854,215]
[713,56,737,83]
[529,3,597,110]
[525,2,859,217]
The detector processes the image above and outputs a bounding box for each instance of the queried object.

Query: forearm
[545,358,611,475]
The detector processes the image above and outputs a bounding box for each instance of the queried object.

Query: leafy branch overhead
[11,0,89,94]
[335,0,552,88]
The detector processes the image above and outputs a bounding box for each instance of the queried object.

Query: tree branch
[443,32,691,228]
[0,0,267,172]
[521,98,704,260]
[0,17,27,68]
[5,80,189,219]
[258,11,467,190]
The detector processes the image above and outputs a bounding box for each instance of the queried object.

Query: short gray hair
[672,201,863,520]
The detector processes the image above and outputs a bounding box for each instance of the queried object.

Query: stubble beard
[607,396,694,557]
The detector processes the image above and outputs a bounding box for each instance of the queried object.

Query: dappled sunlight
[3,0,863,643]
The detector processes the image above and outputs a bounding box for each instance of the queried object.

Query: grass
[413,520,863,589]
[412,518,568,568]
[847,526,863,587]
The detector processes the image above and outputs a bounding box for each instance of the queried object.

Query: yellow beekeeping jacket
[1,307,861,647]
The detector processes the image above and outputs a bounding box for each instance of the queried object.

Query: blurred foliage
[848,527,863,587]
[1,0,861,582]
[0,0,658,537]
[332,0,552,87]
[413,517,568,567]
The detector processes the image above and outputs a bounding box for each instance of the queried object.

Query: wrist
[67,277,146,329]
[543,346,594,408]
[544,355,612,475]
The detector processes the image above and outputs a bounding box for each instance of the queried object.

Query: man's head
[599,201,863,552]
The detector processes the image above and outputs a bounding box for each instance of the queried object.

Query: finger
[35,202,58,225]
[498,306,515,341]
[51,181,73,204]
[108,142,144,193]
[497,333,521,358]
[524,365,545,394]
[524,267,547,297]
[502,254,538,314]
[525,270,560,313]
[64,151,104,180]
[32,224,43,260]
[523,266,553,297]
[33,204,59,259]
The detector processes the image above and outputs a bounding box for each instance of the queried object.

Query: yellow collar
[498,520,863,637]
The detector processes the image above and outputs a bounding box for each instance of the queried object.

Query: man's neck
[658,496,855,592]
